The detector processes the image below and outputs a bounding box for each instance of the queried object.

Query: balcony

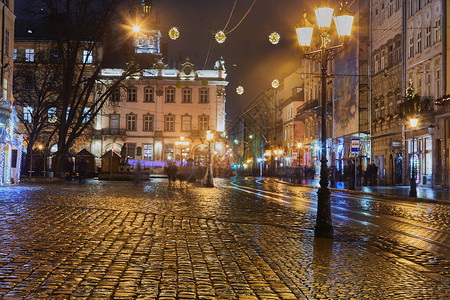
[296,99,319,120]
[94,128,126,137]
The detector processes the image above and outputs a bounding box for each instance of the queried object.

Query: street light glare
[132,25,141,33]
[410,118,419,128]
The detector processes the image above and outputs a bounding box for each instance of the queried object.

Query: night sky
[15,0,310,124]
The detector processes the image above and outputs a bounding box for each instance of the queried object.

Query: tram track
[225,180,450,255]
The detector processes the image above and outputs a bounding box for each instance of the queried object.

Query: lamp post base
[409,182,417,197]
[315,187,334,238]
[203,166,214,187]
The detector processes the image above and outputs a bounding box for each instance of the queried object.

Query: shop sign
[351,138,360,153]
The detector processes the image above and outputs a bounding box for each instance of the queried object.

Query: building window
[199,115,209,131]
[127,114,137,131]
[143,114,154,131]
[127,87,137,102]
[374,54,379,73]
[381,2,385,23]
[23,106,33,123]
[83,50,93,64]
[82,107,90,124]
[110,114,120,132]
[388,45,393,66]
[4,30,9,57]
[425,26,431,48]
[48,107,57,123]
[143,144,153,160]
[396,0,400,11]
[165,87,175,103]
[416,31,422,53]
[396,40,401,62]
[436,70,440,98]
[25,49,35,62]
[164,114,175,132]
[144,87,154,102]
[181,115,191,132]
[389,0,393,17]
[434,20,441,43]
[13,48,17,61]
[111,88,120,102]
[380,50,385,70]
[127,143,136,159]
[182,88,192,103]
[409,37,414,58]
[199,88,209,103]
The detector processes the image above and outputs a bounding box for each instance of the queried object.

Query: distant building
[92,57,228,173]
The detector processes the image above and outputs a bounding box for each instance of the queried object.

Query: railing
[296,99,320,115]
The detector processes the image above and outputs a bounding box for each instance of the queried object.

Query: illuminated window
[23,106,33,123]
[143,144,152,159]
[48,107,57,123]
[83,50,93,64]
[434,20,441,43]
[25,48,34,62]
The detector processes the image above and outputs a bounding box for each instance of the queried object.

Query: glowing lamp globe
[215,31,226,43]
[269,32,280,44]
[236,86,244,95]
[410,118,418,128]
[314,2,334,29]
[169,27,180,40]
[272,79,280,88]
[132,25,141,33]
[296,13,314,47]
[335,6,354,38]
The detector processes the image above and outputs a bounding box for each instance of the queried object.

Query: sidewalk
[282,178,450,203]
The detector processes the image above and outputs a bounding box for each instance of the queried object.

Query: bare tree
[13,46,61,174]
[22,0,140,176]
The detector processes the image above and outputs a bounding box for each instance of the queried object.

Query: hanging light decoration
[168,27,180,40]
[269,32,280,44]
[215,31,227,43]
[272,79,280,88]
[236,86,244,95]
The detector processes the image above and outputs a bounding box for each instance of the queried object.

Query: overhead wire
[224,0,257,34]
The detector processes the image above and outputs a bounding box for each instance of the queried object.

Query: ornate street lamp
[409,118,418,197]
[204,130,214,187]
[296,1,354,238]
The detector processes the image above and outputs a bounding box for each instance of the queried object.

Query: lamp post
[409,118,418,197]
[204,130,214,187]
[296,1,354,238]
[297,142,302,184]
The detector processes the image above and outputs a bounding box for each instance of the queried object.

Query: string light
[215,31,226,43]
[236,86,244,95]
[272,79,280,88]
[269,32,280,44]
[169,27,180,40]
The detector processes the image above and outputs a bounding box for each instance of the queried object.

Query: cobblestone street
[0,179,448,299]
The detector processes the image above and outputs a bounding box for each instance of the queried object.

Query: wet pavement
[286,178,450,202]
[0,178,448,299]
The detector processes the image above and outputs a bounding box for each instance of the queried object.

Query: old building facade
[93,58,228,173]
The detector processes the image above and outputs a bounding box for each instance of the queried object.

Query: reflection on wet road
[0,178,448,298]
